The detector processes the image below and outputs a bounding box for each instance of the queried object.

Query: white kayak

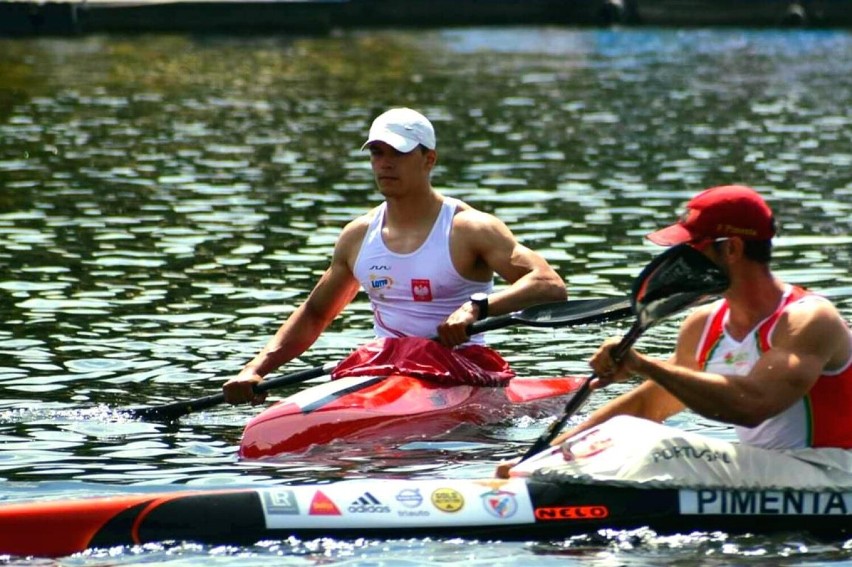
[0,416,849,558]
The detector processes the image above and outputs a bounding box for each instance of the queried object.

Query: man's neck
[724,266,785,339]
[384,187,443,230]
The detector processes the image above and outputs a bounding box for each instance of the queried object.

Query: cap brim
[645,223,694,246]
[360,132,419,153]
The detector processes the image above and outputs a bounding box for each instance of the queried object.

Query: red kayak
[240,374,585,459]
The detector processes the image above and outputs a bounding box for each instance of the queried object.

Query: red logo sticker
[534,506,609,521]
[411,279,433,302]
[309,491,341,515]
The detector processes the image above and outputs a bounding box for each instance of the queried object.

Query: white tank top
[352,197,493,343]
[700,286,814,449]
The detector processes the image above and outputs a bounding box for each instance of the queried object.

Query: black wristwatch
[469,292,489,321]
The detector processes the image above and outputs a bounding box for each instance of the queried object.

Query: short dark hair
[711,238,772,263]
[743,239,773,263]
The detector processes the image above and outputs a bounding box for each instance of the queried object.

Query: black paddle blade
[631,243,730,331]
[466,296,633,335]
[514,296,633,327]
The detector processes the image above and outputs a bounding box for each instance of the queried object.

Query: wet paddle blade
[467,296,633,335]
[512,296,633,327]
[631,243,730,332]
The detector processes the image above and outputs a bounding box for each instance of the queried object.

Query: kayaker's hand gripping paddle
[518,243,730,462]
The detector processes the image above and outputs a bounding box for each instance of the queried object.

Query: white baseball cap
[361,107,436,153]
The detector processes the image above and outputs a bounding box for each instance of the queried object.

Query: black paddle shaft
[519,321,645,459]
[129,297,635,422]
[130,363,335,421]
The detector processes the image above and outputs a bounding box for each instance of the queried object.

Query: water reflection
[0,26,850,562]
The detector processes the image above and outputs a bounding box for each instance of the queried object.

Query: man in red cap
[553,185,852,450]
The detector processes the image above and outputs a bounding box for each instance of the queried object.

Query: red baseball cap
[646,185,776,246]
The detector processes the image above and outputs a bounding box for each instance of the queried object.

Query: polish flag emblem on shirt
[411,279,433,302]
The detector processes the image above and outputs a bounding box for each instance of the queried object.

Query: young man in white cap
[549,184,852,450]
[224,108,566,405]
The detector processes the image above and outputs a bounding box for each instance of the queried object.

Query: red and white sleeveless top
[696,284,852,449]
[353,197,492,343]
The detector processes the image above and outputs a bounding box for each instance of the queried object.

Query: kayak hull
[1,478,848,558]
[239,374,586,459]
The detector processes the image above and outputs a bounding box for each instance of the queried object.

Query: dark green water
[0,28,851,564]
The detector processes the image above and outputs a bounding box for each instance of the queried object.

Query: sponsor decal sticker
[396,488,430,518]
[369,275,393,291]
[474,479,511,490]
[681,489,851,516]
[309,491,342,516]
[262,489,300,515]
[650,444,732,464]
[349,492,391,514]
[396,488,423,508]
[535,506,609,521]
[411,279,433,302]
[561,428,614,462]
[431,488,464,513]
[481,489,518,519]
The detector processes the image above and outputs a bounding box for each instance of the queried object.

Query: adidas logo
[348,492,391,514]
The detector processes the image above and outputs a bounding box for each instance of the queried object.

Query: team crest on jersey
[722,350,750,370]
[411,279,433,302]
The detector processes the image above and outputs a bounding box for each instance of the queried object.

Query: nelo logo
[534,506,609,521]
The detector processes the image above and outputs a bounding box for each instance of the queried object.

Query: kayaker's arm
[468,211,567,314]
[437,209,566,346]
[545,305,715,447]
[223,219,365,405]
[581,296,849,429]
[627,299,847,427]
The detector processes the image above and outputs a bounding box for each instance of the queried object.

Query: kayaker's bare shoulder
[672,301,717,368]
[334,207,379,266]
[681,301,716,334]
[449,202,518,250]
[772,297,852,373]
[446,200,565,299]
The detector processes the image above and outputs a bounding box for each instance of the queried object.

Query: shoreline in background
[2,0,851,37]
